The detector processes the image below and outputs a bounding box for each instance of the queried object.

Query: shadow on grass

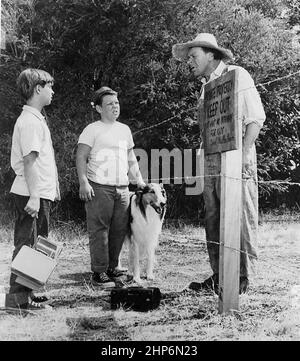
[66,314,131,341]
[48,272,92,288]
[59,272,91,282]
[51,294,111,309]
[63,292,211,340]
[57,271,128,288]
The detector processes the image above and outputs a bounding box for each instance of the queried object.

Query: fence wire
[133,70,300,136]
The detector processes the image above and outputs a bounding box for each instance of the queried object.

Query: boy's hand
[24,197,40,218]
[137,181,146,189]
[79,182,95,201]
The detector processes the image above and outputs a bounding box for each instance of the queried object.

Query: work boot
[239,276,249,294]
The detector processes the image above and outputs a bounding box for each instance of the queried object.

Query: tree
[0,0,299,221]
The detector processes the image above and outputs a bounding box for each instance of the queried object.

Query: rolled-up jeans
[203,149,258,278]
[85,182,130,274]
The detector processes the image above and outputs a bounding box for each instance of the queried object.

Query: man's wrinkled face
[187,47,211,78]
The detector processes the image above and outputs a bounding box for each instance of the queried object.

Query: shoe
[107,268,127,278]
[239,276,249,294]
[28,298,53,310]
[30,294,50,303]
[92,272,115,288]
[115,266,128,272]
[188,274,219,294]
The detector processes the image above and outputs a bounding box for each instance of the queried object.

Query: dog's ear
[142,184,151,194]
[135,184,150,196]
[135,189,143,202]
[159,183,164,189]
[135,189,147,219]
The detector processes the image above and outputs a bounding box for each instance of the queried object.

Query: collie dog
[125,183,167,284]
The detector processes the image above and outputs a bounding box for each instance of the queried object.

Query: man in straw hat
[172,33,266,294]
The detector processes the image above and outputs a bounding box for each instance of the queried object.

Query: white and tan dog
[125,183,167,284]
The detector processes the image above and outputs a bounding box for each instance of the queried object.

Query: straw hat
[172,33,234,62]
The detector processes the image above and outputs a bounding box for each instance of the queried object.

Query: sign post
[204,69,242,314]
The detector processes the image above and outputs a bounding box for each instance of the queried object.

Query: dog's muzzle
[150,202,166,214]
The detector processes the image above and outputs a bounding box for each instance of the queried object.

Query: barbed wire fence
[133,69,300,136]
[53,219,299,289]
[132,69,300,205]
[129,70,300,276]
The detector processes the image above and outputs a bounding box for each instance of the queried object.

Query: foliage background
[0,0,299,223]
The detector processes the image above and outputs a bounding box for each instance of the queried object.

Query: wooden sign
[203,70,240,155]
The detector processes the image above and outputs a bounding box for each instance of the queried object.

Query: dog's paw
[133,277,143,285]
[146,274,155,281]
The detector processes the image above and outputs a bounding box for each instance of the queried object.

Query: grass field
[0,214,299,341]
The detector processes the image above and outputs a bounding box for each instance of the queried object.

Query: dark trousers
[203,153,258,278]
[9,194,52,296]
[85,183,130,274]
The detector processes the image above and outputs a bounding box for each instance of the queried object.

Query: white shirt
[78,120,134,186]
[10,105,60,201]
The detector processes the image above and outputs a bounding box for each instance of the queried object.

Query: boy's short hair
[17,68,54,101]
[92,86,118,108]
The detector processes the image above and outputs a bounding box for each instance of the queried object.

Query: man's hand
[242,149,254,179]
[24,196,40,218]
[242,122,261,179]
[79,181,95,201]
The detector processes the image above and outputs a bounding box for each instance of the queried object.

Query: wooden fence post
[204,69,242,313]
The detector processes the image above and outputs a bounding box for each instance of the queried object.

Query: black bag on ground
[110,287,161,312]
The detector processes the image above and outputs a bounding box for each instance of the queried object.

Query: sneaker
[188,274,219,294]
[92,272,115,288]
[116,266,128,272]
[107,268,127,278]
[28,298,53,310]
[239,276,249,294]
[30,294,50,304]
